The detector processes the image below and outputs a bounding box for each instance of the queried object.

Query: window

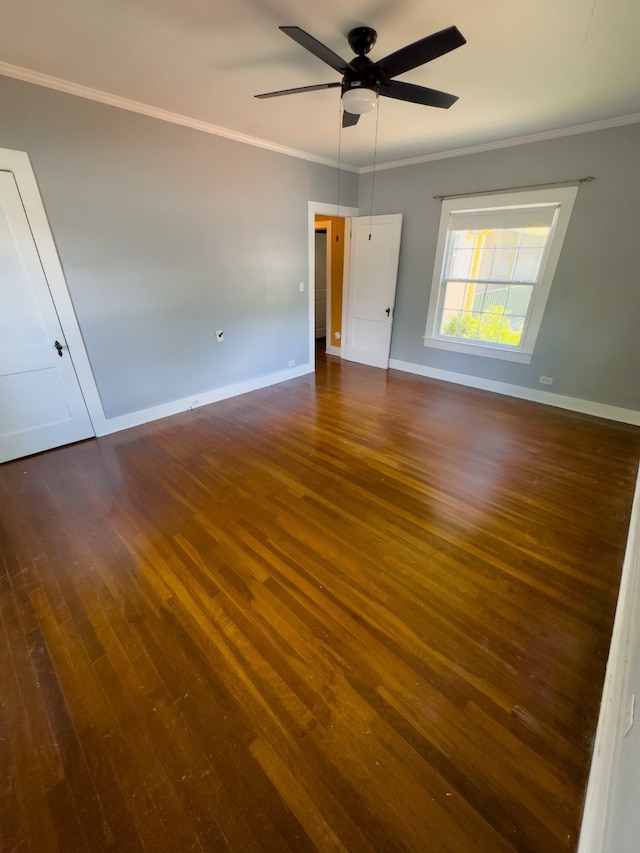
[424,186,578,363]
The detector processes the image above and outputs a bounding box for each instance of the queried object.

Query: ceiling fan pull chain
[369,99,381,239]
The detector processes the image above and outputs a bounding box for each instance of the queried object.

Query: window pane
[484,303,504,316]
[506,315,526,339]
[495,230,520,248]
[441,308,462,336]
[449,246,474,279]
[459,311,480,339]
[442,280,466,310]
[504,284,533,316]
[471,283,488,312]
[520,231,547,248]
[489,248,517,281]
[472,248,494,279]
[513,247,544,281]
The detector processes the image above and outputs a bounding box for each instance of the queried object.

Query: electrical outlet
[624,693,635,736]
[299,282,304,292]
[216,330,224,342]
[539,376,553,385]
[288,360,295,367]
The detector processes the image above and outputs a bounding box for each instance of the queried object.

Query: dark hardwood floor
[2,351,640,852]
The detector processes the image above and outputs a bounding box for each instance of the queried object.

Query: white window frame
[423,186,578,363]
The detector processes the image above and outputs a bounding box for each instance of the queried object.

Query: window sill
[423,336,532,364]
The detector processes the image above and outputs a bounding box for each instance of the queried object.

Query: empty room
[1,2,640,851]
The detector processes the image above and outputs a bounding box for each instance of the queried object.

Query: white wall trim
[2,62,638,175]
[1,147,107,433]
[578,465,640,852]
[0,62,358,173]
[424,336,533,363]
[389,359,640,426]
[326,344,341,357]
[359,112,640,173]
[95,363,313,437]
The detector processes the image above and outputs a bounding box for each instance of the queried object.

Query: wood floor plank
[1,349,639,851]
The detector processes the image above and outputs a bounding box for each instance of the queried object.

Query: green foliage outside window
[442,305,522,345]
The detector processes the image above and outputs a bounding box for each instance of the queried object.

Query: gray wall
[2,71,638,417]
[0,76,357,418]
[360,123,640,410]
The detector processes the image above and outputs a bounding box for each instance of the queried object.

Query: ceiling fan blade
[374,26,466,80]
[380,80,458,109]
[280,26,349,73]
[255,82,341,99]
[342,111,360,128]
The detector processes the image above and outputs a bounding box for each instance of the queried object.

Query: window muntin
[424,187,578,362]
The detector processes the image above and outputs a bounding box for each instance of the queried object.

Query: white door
[343,214,403,369]
[0,170,94,463]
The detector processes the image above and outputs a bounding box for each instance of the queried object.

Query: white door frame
[1,148,106,433]
[322,221,332,349]
[308,201,359,369]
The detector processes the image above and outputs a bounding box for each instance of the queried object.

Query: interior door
[343,214,403,368]
[0,170,94,463]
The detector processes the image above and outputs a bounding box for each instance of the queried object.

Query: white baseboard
[94,363,313,437]
[578,465,640,852]
[389,359,640,426]
[325,344,341,357]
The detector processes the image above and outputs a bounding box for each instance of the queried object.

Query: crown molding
[2,61,639,176]
[359,112,640,173]
[0,61,359,173]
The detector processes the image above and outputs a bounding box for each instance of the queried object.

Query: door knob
[54,340,64,357]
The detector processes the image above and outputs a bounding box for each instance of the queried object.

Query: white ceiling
[1,0,639,169]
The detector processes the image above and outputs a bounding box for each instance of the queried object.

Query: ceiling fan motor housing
[347,26,378,56]
[342,51,379,99]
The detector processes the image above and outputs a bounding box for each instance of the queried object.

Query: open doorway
[307,201,358,369]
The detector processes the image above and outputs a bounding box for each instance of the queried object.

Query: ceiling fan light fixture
[342,85,378,115]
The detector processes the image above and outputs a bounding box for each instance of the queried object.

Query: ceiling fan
[256,24,466,127]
